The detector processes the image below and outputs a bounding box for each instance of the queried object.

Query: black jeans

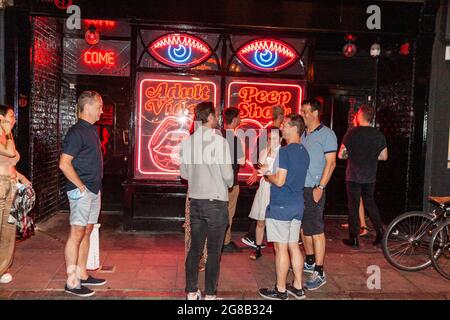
[346,181,383,238]
[185,198,228,295]
[247,220,257,240]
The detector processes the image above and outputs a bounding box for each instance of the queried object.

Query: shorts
[67,188,101,226]
[302,187,326,236]
[266,218,302,243]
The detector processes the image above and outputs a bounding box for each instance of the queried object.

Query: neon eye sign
[148,33,213,68]
[236,39,299,72]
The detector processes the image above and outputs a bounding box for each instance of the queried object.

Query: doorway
[313,86,375,215]
[76,76,130,211]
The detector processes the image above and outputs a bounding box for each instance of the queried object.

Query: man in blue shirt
[300,98,337,291]
[259,114,310,300]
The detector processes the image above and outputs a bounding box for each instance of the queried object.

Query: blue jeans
[185,198,228,295]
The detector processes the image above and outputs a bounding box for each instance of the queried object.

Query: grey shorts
[67,189,101,226]
[266,218,302,243]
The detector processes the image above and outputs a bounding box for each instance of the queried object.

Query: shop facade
[2,0,448,230]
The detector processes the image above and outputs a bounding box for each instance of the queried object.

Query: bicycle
[382,196,449,271]
[429,214,449,280]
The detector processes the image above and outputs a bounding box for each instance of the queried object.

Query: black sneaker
[223,241,242,253]
[259,286,288,300]
[241,237,267,249]
[80,276,107,286]
[241,236,257,248]
[64,284,95,297]
[286,283,306,300]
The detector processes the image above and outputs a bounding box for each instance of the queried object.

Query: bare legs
[65,224,93,287]
[301,230,326,266]
[274,242,304,291]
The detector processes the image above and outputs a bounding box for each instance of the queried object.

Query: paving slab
[0,212,448,300]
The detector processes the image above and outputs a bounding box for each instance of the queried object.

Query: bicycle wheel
[429,220,450,280]
[382,211,438,271]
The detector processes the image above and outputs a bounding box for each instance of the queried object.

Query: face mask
[67,188,86,200]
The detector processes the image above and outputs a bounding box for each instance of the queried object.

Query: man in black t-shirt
[338,105,388,249]
[59,91,106,297]
[221,108,245,252]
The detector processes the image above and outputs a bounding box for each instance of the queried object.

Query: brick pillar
[30,16,77,221]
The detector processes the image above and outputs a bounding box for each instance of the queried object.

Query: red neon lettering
[145,83,210,101]
[83,51,116,66]
[238,102,291,120]
[238,86,292,106]
[84,19,116,28]
[144,99,201,117]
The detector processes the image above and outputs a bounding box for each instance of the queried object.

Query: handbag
[9,183,36,239]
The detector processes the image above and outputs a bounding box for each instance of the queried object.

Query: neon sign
[96,104,115,160]
[83,19,117,28]
[83,50,116,66]
[148,34,213,68]
[136,76,219,178]
[227,80,304,178]
[54,0,73,10]
[227,81,303,126]
[236,39,299,72]
[144,82,211,116]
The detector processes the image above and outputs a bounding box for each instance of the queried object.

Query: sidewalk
[0,212,449,300]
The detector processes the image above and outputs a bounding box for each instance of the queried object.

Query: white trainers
[0,273,13,284]
[205,295,222,300]
[187,289,202,300]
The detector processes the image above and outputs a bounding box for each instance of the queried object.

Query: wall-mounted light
[85,25,100,45]
[343,34,357,58]
[399,42,410,56]
[343,43,357,58]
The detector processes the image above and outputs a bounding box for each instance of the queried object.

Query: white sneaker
[205,295,222,300]
[0,273,13,284]
[187,289,202,300]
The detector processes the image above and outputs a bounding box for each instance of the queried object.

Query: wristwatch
[317,184,326,190]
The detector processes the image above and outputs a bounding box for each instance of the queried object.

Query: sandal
[360,226,370,237]
[249,249,262,260]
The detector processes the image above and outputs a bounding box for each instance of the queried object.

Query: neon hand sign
[236,39,299,72]
[148,33,213,68]
[136,76,219,178]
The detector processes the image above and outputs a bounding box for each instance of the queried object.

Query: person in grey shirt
[180,102,233,300]
[300,98,338,291]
